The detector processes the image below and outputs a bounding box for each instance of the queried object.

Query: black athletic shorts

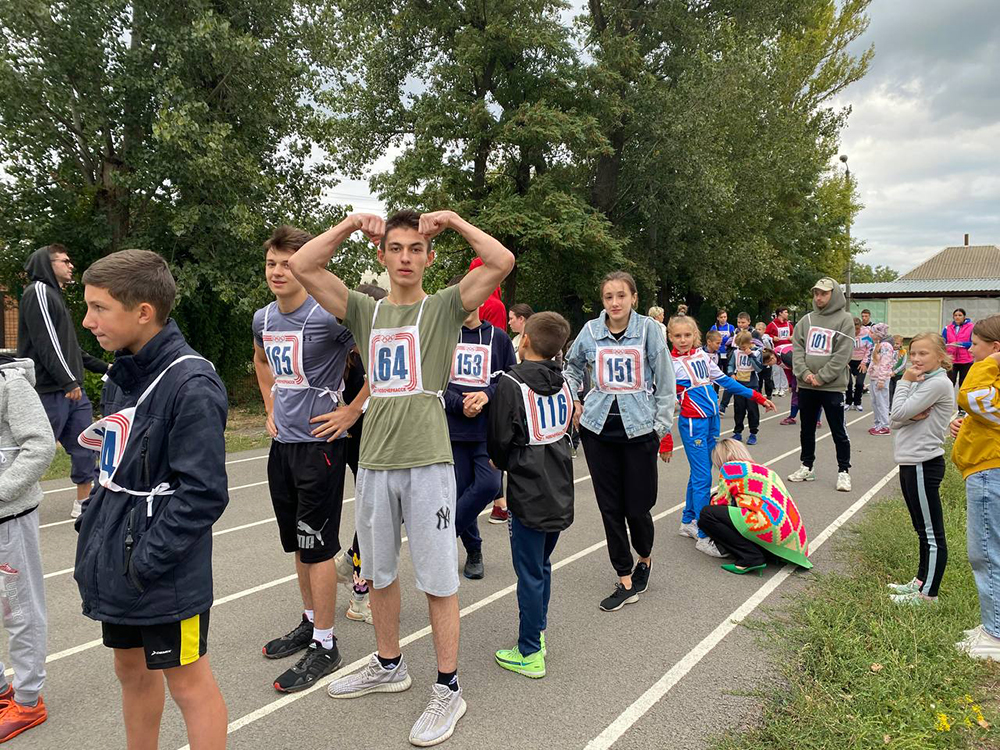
[267,440,347,563]
[102,610,210,670]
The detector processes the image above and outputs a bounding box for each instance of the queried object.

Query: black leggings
[580,428,658,576]
[845,360,867,406]
[900,456,947,597]
[949,362,972,388]
[698,505,764,567]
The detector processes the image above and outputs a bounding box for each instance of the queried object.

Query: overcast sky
[330,1,1000,275]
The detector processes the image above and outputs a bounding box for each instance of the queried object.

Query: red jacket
[469,257,507,329]
[765,319,794,347]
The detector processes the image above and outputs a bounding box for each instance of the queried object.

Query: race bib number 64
[370,328,421,395]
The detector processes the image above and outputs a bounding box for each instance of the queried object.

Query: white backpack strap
[135,355,211,408]
[371,298,384,328]
[263,302,273,332]
[302,302,321,328]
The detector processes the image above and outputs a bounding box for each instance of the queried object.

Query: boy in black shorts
[252,226,367,691]
[76,250,228,749]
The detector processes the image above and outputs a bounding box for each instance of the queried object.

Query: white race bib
[680,352,712,387]
[596,346,644,393]
[262,329,309,389]
[735,352,754,373]
[776,326,790,339]
[517,379,573,445]
[450,343,491,388]
[369,326,423,397]
[805,326,836,356]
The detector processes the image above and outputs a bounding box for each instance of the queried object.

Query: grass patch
[713,459,1000,749]
[42,405,271,482]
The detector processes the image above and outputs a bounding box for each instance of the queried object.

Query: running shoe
[677,521,699,539]
[780,417,796,425]
[540,632,547,657]
[787,465,816,483]
[488,506,509,524]
[877,427,891,435]
[957,625,985,651]
[887,578,921,595]
[632,561,650,594]
[965,628,1000,662]
[868,427,879,436]
[328,653,412,699]
[695,537,727,558]
[262,614,313,659]
[409,684,466,747]
[274,640,343,693]
[334,549,353,584]
[599,582,639,612]
[0,697,46,743]
[495,647,545,678]
[817,419,823,428]
[890,592,936,606]
[856,404,864,412]
[346,592,373,624]
[463,550,484,580]
[71,500,83,519]
[747,434,757,446]
[836,472,852,492]
[731,432,743,442]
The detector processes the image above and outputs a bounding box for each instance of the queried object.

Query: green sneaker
[540,632,546,657]
[495,647,545,679]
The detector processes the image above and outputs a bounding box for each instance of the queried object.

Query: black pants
[580,428,658,576]
[798,388,851,472]
[949,362,972,388]
[733,394,760,435]
[759,366,774,399]
[900,457,947,597]
[845,360,867,406]
[698,505,764,567]
[889,374,901,405]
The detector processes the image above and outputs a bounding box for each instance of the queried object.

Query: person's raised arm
[289,214,385,320]
[419,211,514,313]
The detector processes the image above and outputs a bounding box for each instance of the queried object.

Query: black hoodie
[487,359,574,532]
[17,247,108,394]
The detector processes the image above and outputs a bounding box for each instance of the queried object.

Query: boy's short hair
[523,312,570,360]
[716,308,727,317]
[775,305,789,315]
[861,308,871,315]
[264,225,313,256]
[381,209,427,251]
[45,243,70,258]
[737,312,751,321]
[510,303,534,319]
[82,250,176,324]
[705,329,722,342]
[734,331,754,347]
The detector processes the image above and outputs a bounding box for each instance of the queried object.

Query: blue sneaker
[747,434,758,446]
[731,433,743,442]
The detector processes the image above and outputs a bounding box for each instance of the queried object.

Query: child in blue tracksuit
[445,277,517,581]
[662,316,775,558]
[728,331,766,445]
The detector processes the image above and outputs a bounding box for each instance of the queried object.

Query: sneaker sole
[494,656,545,679]
[787,475,816,483]
[409,697,467,747]
[487,518,507,525]
[345,609,373,623]
[262,642,312,660]
[328,672,413,699]
[463,569,484,580]
[274,653,344,693]
[599,594,639,612]
[0,712,47,742]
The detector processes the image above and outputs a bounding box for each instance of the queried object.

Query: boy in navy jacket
[728,331,771,445]
[445,277,517,580]
[76,250,228,749]
[487,312,573,679]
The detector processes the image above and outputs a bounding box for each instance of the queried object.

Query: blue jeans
[452,441,501,554]
[39,390,95,485]
[967,468,1000,638]
[679,416,719,537]
[509,514,559,656]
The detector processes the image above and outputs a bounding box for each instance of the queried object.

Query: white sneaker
[890,591,935,606]
[334,550,353,584]
[887,578,921,594]
[409,683,467,747]
[328,653,412,698]
[695,537,727,558]
[836,472,852,492]
[346,592,373,624]
[957,625,985,652]
[71,500,83,519]
[677,521,699,539]
[787,465,816,483]
[964,628,1000,661]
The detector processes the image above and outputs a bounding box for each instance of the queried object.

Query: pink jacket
[944,320,974,365]
[869,341,895,383]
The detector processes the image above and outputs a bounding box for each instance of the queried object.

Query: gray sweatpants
[0,509,46,705]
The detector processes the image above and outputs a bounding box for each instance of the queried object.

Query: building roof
[900,245,1000,280]
[846,278,1000,297]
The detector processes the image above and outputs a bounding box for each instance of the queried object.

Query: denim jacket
[564,311,676,439]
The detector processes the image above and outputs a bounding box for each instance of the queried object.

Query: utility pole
[840,154,852,307]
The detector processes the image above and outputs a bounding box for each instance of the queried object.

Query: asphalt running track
[12,400,901,750]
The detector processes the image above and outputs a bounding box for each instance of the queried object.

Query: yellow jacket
[953,357,1000,479]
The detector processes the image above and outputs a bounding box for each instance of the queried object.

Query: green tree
[0,0,374,396]
[850,260,899,283]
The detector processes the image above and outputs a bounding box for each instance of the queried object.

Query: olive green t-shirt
[344,284,469,470]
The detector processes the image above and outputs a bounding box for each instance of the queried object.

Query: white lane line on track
[585,445,893,749]
[176,416,864,748]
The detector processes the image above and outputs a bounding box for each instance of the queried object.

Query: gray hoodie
[890,369,955,464]
[0,358,56,516]
[791,280,856,393]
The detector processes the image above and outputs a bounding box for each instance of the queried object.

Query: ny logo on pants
[436,506,450,530]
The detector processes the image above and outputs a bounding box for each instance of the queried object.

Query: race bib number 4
[450,343,491,388]
[370,328,421,395]
[806,326,836,356]
[596,347,643,393]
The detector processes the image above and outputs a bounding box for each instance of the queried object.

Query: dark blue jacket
[74,321,229,626]
[445,322,516,442]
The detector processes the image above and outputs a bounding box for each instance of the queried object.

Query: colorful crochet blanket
[711,461,813,569]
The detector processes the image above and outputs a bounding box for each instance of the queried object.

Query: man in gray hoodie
[788,278,856,492]
[0,356,56,741]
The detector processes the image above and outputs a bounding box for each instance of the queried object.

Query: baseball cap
[812,278,836,292]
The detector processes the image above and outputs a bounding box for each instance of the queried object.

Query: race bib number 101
[805,326,835,356]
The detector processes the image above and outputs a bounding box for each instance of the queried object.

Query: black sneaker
[632,562,650,594]
[464,550,485,580]
[262,614,313,659]
[599,582,639,612]
[274,641,343,693]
